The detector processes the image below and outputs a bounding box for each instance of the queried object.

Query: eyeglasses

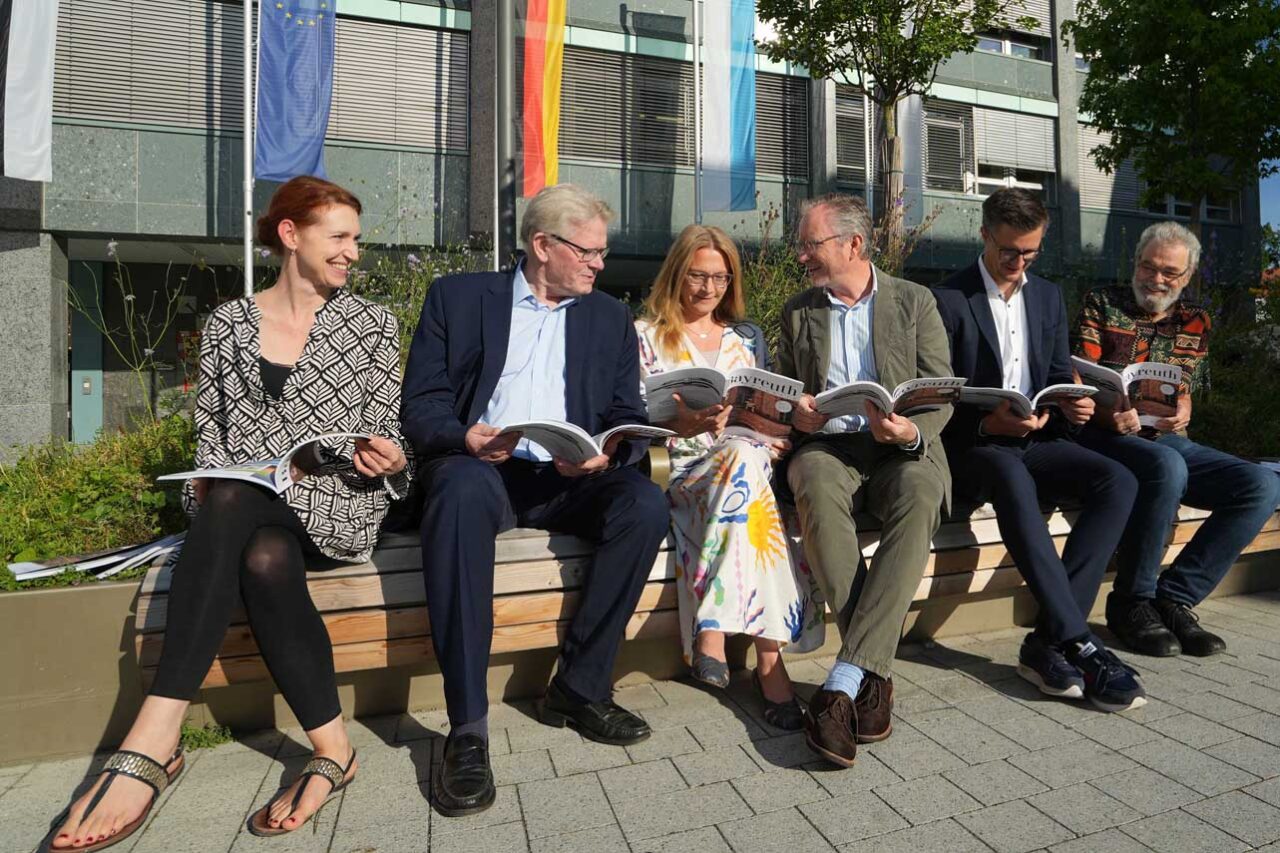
[1137,260,1189,282]
[686,271,732,289]
[794,233,849,255]
[995,246,1041,265]
[549,233,610,263]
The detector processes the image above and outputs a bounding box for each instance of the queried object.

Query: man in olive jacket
[778,194,954,768]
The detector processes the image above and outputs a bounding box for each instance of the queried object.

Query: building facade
[0,0,1261,457]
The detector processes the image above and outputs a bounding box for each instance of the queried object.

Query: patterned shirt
[1071,285,1211,396]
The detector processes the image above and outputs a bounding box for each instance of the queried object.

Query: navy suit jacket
[932,261,1075,453]
[400,270,651,467]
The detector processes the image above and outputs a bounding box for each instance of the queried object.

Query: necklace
[689,324,719,339]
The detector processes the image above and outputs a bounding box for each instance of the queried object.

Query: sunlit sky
[1263,171,1278,228]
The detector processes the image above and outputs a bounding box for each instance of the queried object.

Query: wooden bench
[134,504,1280,690]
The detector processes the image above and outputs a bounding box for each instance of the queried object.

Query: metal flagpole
[692,0,702,225]
[243,0,254,298]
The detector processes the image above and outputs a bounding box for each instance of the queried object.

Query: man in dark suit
[401,184,669,817]
[933,188,1145,713]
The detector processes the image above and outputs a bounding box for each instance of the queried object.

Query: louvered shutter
[328,17,469,149]
[1078,124,1140,209]
[834,84,866,191]
[755,72,809,179]
[973,107,1056,172]
[54,0,253,129]
[53,0,468,149]
[1010,0,1052,36]
[922,99,973,192]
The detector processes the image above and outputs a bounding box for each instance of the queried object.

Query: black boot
[1106,593,1181,657]
[1155,598,1227,657]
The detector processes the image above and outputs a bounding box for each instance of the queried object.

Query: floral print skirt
[667,437,826,662]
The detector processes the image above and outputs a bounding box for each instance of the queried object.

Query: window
[975,164,1055,204]
[1205,191,1239,223]
[1074,53,1090,72]
[1144,190,1238,223]
[974,31,1049,61]
[834,86,868,193]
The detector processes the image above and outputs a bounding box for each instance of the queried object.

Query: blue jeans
[1078,427,1280,606]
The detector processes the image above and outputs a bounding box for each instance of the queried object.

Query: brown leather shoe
[805,688,858,768]
[854,673,893,743]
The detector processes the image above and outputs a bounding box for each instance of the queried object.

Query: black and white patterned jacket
[184,288,411,562]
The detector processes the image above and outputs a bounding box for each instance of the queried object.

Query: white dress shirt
[977,254,1032,395]
[479,264,576,462]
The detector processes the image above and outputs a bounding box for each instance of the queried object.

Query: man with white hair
[402,184,669,816]
[1073,221,1280,658]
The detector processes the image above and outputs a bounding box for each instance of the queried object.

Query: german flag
[521,0,566,197]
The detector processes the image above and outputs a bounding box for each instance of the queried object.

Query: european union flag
[254,0,336,182]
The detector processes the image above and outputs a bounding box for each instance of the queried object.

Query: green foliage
[1263,223,1279,273]
[0,415,196,591]
[1065,0,1280,221]
[348,247,485,370]
[180,722,234,751]
[754,0,1035,201]
[1191,293,1280,458]
[740,206,809,356]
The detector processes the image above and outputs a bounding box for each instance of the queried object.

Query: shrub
[1190,294,1280,459]
[349,247,485,369]
[0,414,196,590]
[740,206,809,357]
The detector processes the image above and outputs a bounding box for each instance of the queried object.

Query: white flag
[1,0,58,182]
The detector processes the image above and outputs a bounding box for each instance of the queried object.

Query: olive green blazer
[776,267,955,508]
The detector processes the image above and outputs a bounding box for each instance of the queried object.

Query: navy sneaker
[1065,638,1147,712]
[1017,633,1085,699]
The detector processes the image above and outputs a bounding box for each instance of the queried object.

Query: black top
[259,356,294,401]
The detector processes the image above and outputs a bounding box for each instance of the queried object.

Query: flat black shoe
[690,653,731,689]
[753,669,805,731]
[539,680,652,746]
[432,733,495,818]
[1106,595,1181,657]
[1155,598,1227,657]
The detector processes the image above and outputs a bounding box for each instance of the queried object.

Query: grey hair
[799,193,874,259]
[519,183,615,248]
[1134,220,1201,274]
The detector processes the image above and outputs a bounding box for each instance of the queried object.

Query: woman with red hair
[43,177,410,851]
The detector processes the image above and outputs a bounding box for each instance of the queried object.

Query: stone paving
[6,591,1280,853]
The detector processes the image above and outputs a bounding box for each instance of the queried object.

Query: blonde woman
[637,225,824,729]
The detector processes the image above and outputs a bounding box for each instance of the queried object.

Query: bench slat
[137,581,677,667]
[142,608,684,689]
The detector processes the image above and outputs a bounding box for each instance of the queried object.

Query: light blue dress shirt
[820,275,879,435]
[480,265,575,462]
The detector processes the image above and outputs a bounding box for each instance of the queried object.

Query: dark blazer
[932,261,1075,453]
[400,270,651,466]
[776,269,955,510]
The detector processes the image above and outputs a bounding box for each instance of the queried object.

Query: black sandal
[753,669,806,730]
[247,749,356,837]
[41,748,185,853]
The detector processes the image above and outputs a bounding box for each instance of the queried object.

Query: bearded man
[1073,221,1280,659]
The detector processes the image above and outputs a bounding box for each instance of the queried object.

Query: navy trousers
[419,455,670,727]
[1078,428,1280,606]
[950,438,1138,643]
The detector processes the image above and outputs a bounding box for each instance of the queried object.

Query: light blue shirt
[480,265,575,462]
[821,275,879,435]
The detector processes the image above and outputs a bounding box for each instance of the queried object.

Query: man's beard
[1131,276,1185,315]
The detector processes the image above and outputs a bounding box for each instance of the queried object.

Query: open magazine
[958,383,1097,420]
[1071,356,1182,426]
[644,366,806,441]
[8,533,185,582]
[157,432,372,494]
[815,376,967,419]
[499,421,674,464]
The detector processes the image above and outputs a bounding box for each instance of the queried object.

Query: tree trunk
[881,97,904,208]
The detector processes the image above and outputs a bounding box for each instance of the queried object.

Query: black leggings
[149,481,341,731]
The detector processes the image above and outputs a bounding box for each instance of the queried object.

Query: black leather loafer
[432,733,495,817]
[539,680,652,746]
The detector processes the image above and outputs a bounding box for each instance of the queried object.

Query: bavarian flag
[521,0,566,197]
[255,0,337,182]
[0,0,59,182]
